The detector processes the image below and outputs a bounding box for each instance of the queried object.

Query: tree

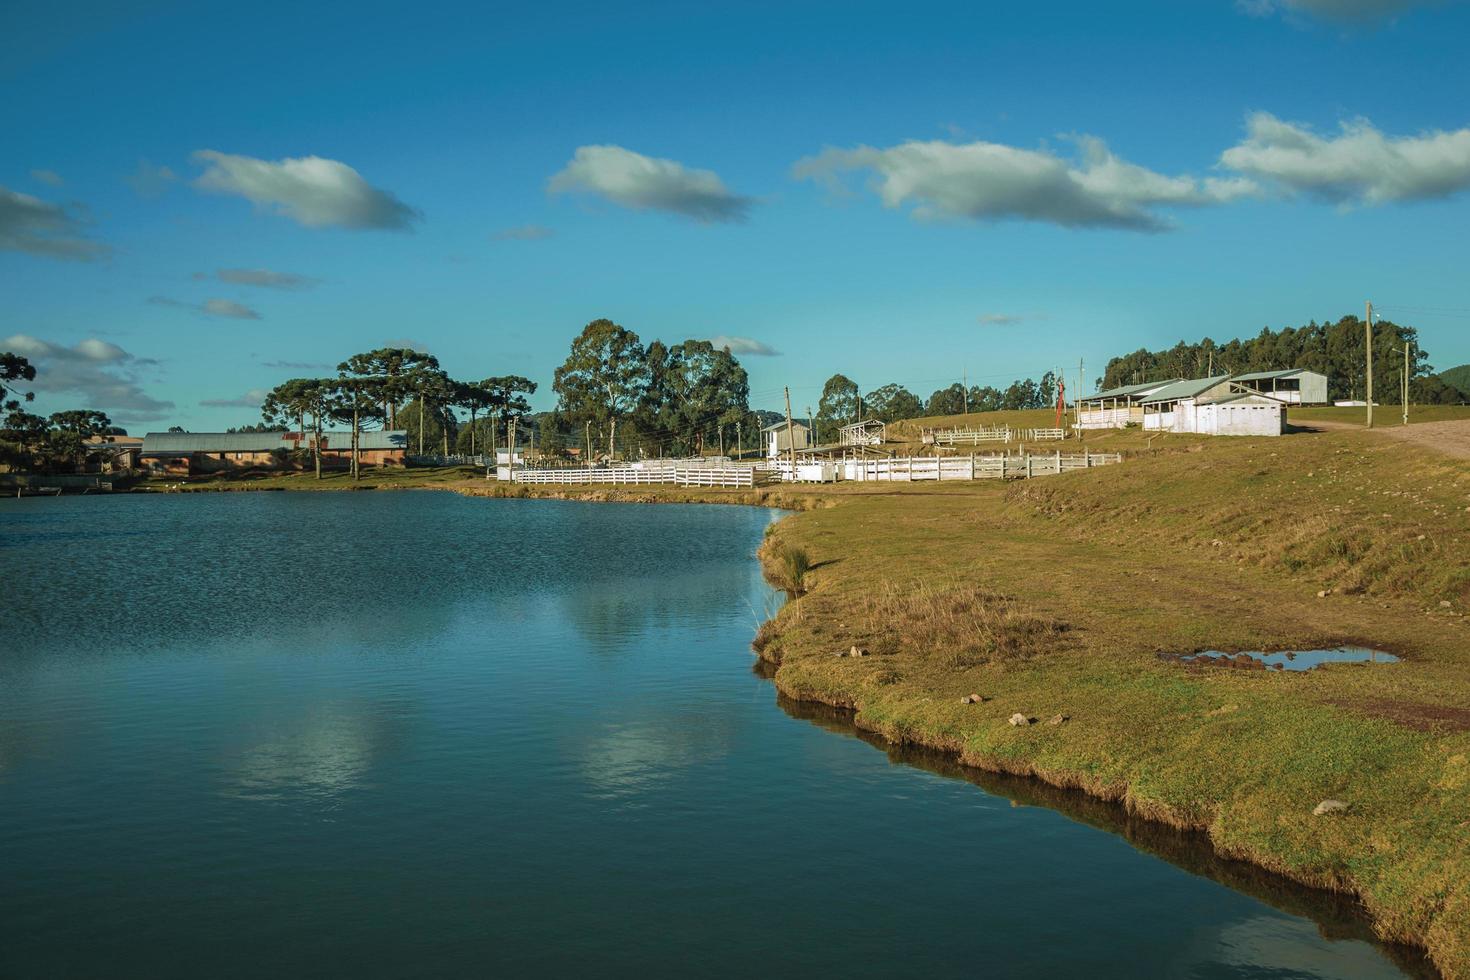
[553,319,648,458]
[262,378,331,478]
[481,375,537,455]
[454,381,496,456]
[865,383,923,422]
[325,375,383,480]
[47,410,112,469]
[0,410,51,470]
[639,340,749,455]
[925,384,966,417]
[338,348,439,428]
[816,374,860,442]
[2,353,37,413]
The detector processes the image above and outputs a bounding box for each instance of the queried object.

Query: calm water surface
[0,493,1418,978]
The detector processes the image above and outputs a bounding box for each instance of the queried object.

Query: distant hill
[1440,364,1470,399]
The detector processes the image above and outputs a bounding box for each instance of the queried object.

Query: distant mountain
[1440,364,1470,399]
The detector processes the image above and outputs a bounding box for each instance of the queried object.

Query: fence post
[1055,449,1061,474]
[1085,448,1091,467]
[1026,454,1033,479]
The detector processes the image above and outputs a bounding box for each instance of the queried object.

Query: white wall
[1195,402,1283,436]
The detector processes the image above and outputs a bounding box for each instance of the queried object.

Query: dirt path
[1305,417,1470,460]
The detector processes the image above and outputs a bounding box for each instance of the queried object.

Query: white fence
[774,451,1121,483]
[503,463,758,488]
[927,425,1069,446]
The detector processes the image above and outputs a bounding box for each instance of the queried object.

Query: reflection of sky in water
[1207,916,1398,978]
[577,714,735,803]
[225,702,384,803]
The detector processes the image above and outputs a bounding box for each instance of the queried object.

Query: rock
[1008,713,1033,727]
[1211,539,1223,548]
[1441,600,1454,608]
[1313,799,1349,816]
[1316,589,1332,598]
[960,693,985,704]
[849,646,869,658]
[1046,714,1069,726]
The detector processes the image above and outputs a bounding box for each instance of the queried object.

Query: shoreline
[29,445,1470,976]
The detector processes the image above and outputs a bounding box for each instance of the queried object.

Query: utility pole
[508,416,517,480]
[719,424,725,458]
[1403,340,1411,426]
[1365,300,1375,429]
[584,419,591,466]
[808,406,815,446]
[783,387,797,476]
[736,420,742,459]
[963,367,969,416]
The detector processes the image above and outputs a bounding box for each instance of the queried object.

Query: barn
[1190,392,1287,436]
[763,420,810,458]
[1232,369,1329,405]
[1139,376,1233,432]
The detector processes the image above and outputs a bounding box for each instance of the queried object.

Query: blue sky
[4,0,1470,428]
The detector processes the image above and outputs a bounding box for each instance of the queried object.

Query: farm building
[141,430,408,474]
[838,419,887,447]
[1141,377,1285,436]
[1231,369,1329,405]
[1076,379,1180,429]
[1140,376,1232,432]
[763,420,810,458]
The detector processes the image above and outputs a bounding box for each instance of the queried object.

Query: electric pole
[584,419,591,465]
[736,420,742,459]
[1365,300,1374,429]
[1403,340,1411,426]
[783,387,797,476]
[963,367,969,416]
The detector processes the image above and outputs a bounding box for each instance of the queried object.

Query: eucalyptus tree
[644,339,749,455]
[454,381,496,456]
[816,374,861,443]
[553,319,647,459]
[47,410,113,468]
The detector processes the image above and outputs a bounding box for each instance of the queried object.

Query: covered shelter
[1191,392,1287,436]
[1231,369,1329,405]
[1076,380,1180,429]
[838,419,887,447]
[1139,376,1233,432]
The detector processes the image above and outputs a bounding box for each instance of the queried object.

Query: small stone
[849,645,869,658]
[960,693,985,704]
[1441,600,1453,608]
[1313,799,1349,817]
[1211,539,1223,548]
[1316,589,1331,598]
[1046,714,1069,726]
[1008,713,1033,727]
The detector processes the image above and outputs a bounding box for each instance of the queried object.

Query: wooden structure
[838,419,886,447]
[502,461,761,488]
[773,451,1121,483]
[1140,377,1287,436]
[926,425,1068,446]
[763,420,809,459]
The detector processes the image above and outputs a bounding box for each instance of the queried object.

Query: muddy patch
[1160,647,1399,672]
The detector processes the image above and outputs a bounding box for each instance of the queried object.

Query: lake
[0,492,1420,978]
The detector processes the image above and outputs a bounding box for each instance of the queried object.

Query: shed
[762,420,810,458]
[141,430,407,474]
[1139,376,1233,432]
[1076,379,1180,429]
[1192,392,1286,437]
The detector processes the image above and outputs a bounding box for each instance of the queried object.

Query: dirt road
[1306,417,1470,460]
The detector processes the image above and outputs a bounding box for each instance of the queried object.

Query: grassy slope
[1294,405,1470,426]
[1439,365,1470,398]
[756,426,1470,976]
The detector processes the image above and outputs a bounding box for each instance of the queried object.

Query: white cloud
[494,224,555,240]
[214,268,320,290]
[549,145,753,223]
[0,186,109,261]
[978,313,1029,325]
[148,296,262,319]
[1238,0,1445,21]
[794,136,1255,232]
[261,359,331,371]
[30,169,64,187]
[2,334,172,419]
[200,388,269,408]
[124,160,178,198]
[192,150,420,230]
[1220,112,1470,204]
[705,335,780,356]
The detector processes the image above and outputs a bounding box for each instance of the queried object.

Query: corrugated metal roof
[1198,392,1285,406]
[1082,379,1180,401]
[761,420,808,432]
[1139,375,1232,404]
[142,430,407,453]
[1233,368,1323,382]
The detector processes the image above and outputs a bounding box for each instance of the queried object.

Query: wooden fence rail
[773,450,1121,483]
[504,465,758,488]
[927,425,1069,446]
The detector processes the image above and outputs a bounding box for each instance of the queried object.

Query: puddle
[1171,648,1399,672]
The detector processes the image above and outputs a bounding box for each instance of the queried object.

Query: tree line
[1100,315,1469,404]
[1,353,120,473]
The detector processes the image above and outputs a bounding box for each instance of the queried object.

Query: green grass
[1292,404,1470,426]
[755,426,1470,976]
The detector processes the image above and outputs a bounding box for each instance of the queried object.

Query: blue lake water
[0,492,1421,977]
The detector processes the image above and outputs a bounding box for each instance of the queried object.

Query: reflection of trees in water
[557,564,772,653]
[223,697,415,803]
[772,691,1433,979]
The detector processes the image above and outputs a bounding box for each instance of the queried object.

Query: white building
[1231,369,1329,405]
[1076,379,1180,429]
[763,420,810,458]
[838,419,886,447]
[1141,376,1285,436]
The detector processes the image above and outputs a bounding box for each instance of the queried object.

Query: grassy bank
[755,425,1470,976]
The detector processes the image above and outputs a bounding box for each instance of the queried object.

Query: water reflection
[223,699,411,803]
[577,713,736,801]
[772,691,1435,979]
